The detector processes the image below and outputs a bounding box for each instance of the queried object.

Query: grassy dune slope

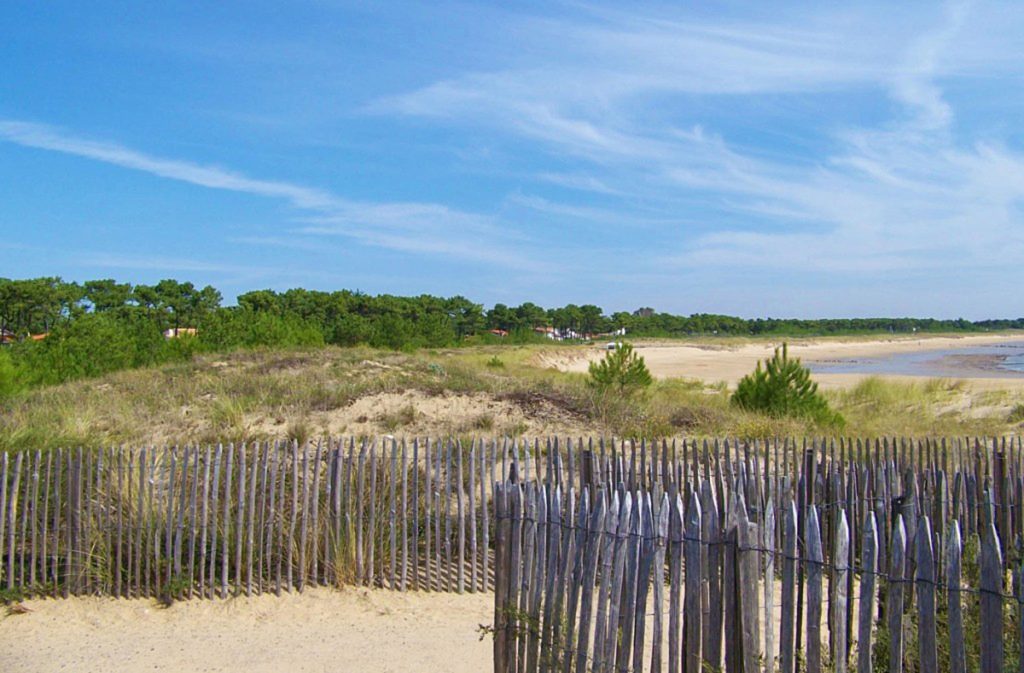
[2,344,1023,451]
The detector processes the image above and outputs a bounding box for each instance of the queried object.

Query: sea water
[807,341,1024,378]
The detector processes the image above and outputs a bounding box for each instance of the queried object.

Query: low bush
[731,343,843,427]
[587,343,652,395]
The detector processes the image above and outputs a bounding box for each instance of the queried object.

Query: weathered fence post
[701,479,723,672]
[763,494,776,673]
[887,516,907,673]
[805,505,824,673]
[980,520,1004,673]
[650,493,669,673]
[526,483,548,673]
[592,488,617,673]
[780,499,798,673]
[668,493,683,673]
[574,489,606,673]
[915,516,937,673]
[602,490,631,673]
[616,491,639,673]
[631,492,655,673]
[736,492,760,673]
[0,453,8,590]
[723,486,738,673]
[494,482,509,673]
[508,483,524,673]
[857,511,878,673]
[946,520,965,673]
[685,490,703,673]
[832,509,850,673]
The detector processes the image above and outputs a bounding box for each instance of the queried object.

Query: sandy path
[542,333,1024,389]
[0,588,493,673]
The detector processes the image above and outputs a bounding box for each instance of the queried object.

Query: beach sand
[539,333,1024,389]
[0,587,493,673]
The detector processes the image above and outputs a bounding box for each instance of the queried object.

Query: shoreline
[543,333,1024,389]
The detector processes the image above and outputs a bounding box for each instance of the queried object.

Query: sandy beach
[0,588,493,673]
[540,333,1024,389]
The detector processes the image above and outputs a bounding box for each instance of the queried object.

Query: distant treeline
[0,276,1020,395]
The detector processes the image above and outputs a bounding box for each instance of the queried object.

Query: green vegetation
[731,343,843,427]
[2,276,1024,452]
[586,343,656,434]
[587,343,652,395]
[2,344,1021,453]
[2,276,1021,401]
[870,533,1020,673]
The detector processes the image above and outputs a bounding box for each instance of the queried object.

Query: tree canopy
[0,275,1019,396]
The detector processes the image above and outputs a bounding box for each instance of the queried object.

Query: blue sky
[2,1,1024,318]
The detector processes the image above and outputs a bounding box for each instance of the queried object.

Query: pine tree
[731,343,842,425]
[588,343,653,395]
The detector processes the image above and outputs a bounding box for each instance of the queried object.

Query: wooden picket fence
[493,436,1024,673]
[0,438,505,599]
[7,434,1024,672]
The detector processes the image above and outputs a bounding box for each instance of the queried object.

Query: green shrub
[731,343,843,426]
[588,343,652,395]
[199,309,324,350]
[0,348,25,400]
[13,313,188,386]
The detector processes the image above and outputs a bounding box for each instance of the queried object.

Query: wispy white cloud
[6,1,1024,315]
[296,202,550,272]
[374,0,1024,281]
[0,121,340,211]
[0,120,534,268]
[74,252,262,275]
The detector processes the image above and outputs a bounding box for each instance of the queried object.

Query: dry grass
[0,346,585,451]
[828,376,1018,437]
[2,345,1023,452]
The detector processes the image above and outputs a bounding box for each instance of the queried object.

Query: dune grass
[827,376,1013,437]
[1,346,1022,453]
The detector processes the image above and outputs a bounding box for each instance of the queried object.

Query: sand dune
[540,333,1024,389]
[0,588,493,673]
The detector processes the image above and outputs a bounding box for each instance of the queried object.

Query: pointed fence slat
[518,484,536,673]
[832,509,850,673]
[763,496,776,673]
[805,505,824,673]
[779,500,798,673]
[650,493,669,673]
[737,493,760,673]
[702,479,723,671]
[667,493,683,673]
[980,520,1004,673]
[915,516,937,673]
[857,512,878,673]
[684,491,703,673]
[887,516,907,673]
[946,520,966,673]
[574,490,606,673]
